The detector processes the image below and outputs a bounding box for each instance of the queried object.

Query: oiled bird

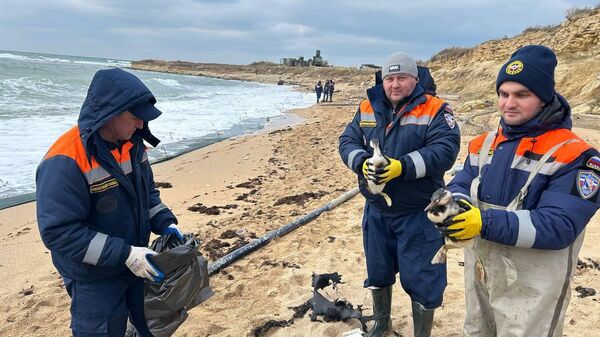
[425,188,473,264]
[365,139,392,207]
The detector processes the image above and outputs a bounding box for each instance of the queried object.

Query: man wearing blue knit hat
[442,45,600,336]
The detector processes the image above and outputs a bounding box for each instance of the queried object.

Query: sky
[0,0,598,66]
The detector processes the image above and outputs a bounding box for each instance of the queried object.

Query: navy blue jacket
[36,68,177,281]
[448,94,600,249]
[339,84,460,215]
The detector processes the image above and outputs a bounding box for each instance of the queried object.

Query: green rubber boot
[412,301,434,337]
[365,286,392,337]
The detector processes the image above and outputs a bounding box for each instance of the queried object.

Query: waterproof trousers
[463,232,585,337]
[64,274,153,337]
[362,204,447,309]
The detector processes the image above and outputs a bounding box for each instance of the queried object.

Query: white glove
[163,223,184,240]
[125,246,163,282]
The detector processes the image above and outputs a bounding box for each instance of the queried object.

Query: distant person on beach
[444,45,600,336]
[315,80,323,103]
[339,52,460,337]
[36,68,183,337]
[327,79,335,102]
[323,79,331,102]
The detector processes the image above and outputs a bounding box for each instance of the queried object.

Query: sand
[1,86,599,337]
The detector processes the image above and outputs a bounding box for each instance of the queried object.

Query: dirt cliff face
[428,8,600,114]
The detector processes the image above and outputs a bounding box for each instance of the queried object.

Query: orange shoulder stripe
[43,127,135,173]
[360,99,374,113]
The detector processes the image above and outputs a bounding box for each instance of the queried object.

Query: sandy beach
[1,77,600,337]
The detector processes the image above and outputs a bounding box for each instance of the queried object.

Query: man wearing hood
[339,52,460,337]
[36,68,183,337]
[444,45,600,336]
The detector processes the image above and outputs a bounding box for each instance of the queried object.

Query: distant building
[280,50,328,67]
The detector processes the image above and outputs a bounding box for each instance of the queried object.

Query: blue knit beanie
[496,45,557,103]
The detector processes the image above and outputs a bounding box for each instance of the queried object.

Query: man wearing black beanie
[443,45,600,336]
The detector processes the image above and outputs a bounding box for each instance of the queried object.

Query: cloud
[0,0,597,65]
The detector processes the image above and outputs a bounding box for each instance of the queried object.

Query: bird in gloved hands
[440,200,483,240]
[425,189,474,264]
[365,156,403,184]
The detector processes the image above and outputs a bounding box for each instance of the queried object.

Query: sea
[0,50,314,201]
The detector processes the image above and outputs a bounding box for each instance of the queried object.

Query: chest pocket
[90,178,120,214]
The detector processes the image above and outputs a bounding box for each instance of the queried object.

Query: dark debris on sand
[575,286,596,298]
[577,258,600,271]
[187,203,238,215]
[154,182,172,188]
[274,191,328,206]
[251,272,368,337]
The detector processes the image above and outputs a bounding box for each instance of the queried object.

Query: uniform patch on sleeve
[576,170,599,200]
[444,113,456,129]
[586,156,600,171]
[443,105,454,114]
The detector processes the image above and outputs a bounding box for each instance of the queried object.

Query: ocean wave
[152,78,183,87]
[0,76,81,98]
[0,52,130,68]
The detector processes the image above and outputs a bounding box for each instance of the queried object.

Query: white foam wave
[152,78,183,87]
[0,52,130,67]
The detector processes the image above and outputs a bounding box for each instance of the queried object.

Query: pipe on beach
[208,187,360,276]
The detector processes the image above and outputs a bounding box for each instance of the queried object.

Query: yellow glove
[373,157,402,183]
[362,159,373,180]
[445,200,482,240]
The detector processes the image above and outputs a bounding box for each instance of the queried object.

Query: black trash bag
[129,233,214,337]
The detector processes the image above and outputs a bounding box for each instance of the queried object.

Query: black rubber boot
[365,286,392,337]
[412,301,434,337]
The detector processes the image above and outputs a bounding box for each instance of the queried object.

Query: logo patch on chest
[90,178,119,194]
[576,170,599,200]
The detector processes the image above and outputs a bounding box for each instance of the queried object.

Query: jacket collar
[500,93,572,139]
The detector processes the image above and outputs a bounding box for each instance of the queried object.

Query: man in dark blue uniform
[36,68,183,337]
[339,52,460,337]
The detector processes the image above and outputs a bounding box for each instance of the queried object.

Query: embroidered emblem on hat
[586,156,600,171]
[577,170,599,199]
[506,60,524,75]
[444,113,456,129]
[388,64,400,72]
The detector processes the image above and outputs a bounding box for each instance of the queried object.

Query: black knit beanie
[496,45,557,103]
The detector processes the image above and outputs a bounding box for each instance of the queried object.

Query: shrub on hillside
[522,24,560,34]
[429,47,471,62]
[566,5,600,20]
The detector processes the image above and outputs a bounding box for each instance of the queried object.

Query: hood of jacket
[77,68,159,150]
[500,92,572,139]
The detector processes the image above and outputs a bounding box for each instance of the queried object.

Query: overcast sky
[0,0,597,66]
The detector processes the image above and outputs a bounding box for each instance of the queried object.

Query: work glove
[125,246,164,282]
[441,200,482,240]
[362,159,376,181]
[163,223,184,241]
[372,157,402,183]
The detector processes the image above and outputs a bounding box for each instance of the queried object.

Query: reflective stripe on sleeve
[407,151,426,178]
[149,203,168,219]
[82,232,108,265]
[347,149,367,170]
[512,210,536,248]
